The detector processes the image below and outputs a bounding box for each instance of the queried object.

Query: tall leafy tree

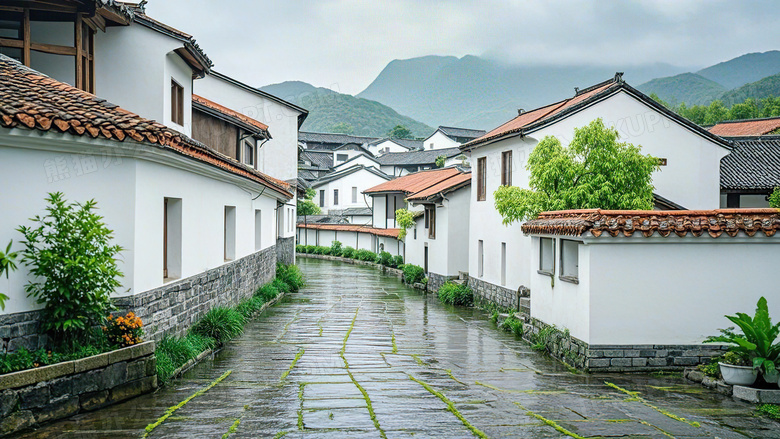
[297,188,321,216]
[329,122,354,135]
[494,119,659,224]
[387,125,412,139]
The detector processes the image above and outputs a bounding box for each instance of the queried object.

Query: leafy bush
[277,263,305,292]
[697,357,721,378]
[770,187,780,209]
[395,209,415,239]
[705,296,780,382]
[304,245,316,254]
[500,312,524,336]
[235,295,266,319]
[272,277,292,295]
[156,333,217,383]
[377,251,393,266]
[758,404,780,421]
[18,192,123,341]
[330,241,343,257]
[341,246,356,259]
[437,282,473,307]
[104,312,143,347]
[0,329,110,374]
[296,245,305,253]
[402,264,425,284]
[256,283,280,302]
[191,307,245,344]
[355,249,378,262]
[0,240,18,310]
[392,255,404,267]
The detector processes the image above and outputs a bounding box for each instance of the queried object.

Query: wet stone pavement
[22,258,780,438]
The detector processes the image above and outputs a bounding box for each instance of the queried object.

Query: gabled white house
[331,153,381,172]
[404,172,471,291]
[311,165,391,212]
[368,138,421,155]
[423,126,486,151]
[460,73,733,313]
[376,147,465,177]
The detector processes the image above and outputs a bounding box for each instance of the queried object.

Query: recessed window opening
[224,206,236,261]
[171,79,184,125]
[254,209,262,250]
[478,240,484,278]
[164,197,182,281]
[539,237,555,276]
[560,239,580,283]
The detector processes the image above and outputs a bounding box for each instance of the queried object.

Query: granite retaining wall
[468,276,530,316]
[276,237,295,266]
[0,341,156,437]
[427,272,457,293]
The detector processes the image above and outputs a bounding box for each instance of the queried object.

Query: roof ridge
[713,115,780,124]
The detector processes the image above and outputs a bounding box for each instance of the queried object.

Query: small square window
[560,239,579,283]
[336,153,348,162]
[539,237,554,276]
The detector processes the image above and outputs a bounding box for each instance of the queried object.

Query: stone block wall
[114,245,277,341]
[468,276,530,316]
[0,311,47,355]
[277,237,295,266]
[427,272,457,293]
[0,341,157,436]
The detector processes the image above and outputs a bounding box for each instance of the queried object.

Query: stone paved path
[21,258,780,438]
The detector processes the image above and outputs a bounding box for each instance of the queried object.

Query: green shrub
[235,295,266,319]
[341,246,356,259]
[377,251,393,266]
[437,282,473,306]
[256,283,280,302]
[313,246,325,255]
[17,192,124,341]
[489,310,499,324]
[402,264,425,284]
[330,241,343,257]
[304,245,316,254]
[500,312,524,336]
[277,263,305,292]
[355,249,377,262]
[392,255,404,267]
[0,240,19,311]
[0,328,111,374]
[697,357,721,379]
[191,307,245,344]
[758,404,780,421]
[295,245,305,253]
[155,333,217,383]
[272,277,292,295]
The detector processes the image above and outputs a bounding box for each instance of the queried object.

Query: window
[254,210,262,251]
[171,79,184,125]
[477,157,486,201]
[333,189,339,206]
[429,143,434,149]
[243,139,255,167]
[163,198,182,280]
[224,206,236,261]
[425,205,436,239]
[560,239,580,283]
[726,194,740,208]
[319,190,325,207]
[352,187,358,204]
[501,242,506,286]
[501,151,512,186]
[478,240,484,277]
[413,226,417,240]
[336,153,348,162]
[539,237,554,276]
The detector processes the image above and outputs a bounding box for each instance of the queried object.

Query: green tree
[395,209,415,239]
[704,100,728,125]
[387,125,412,139]
[329,122,354,135]
[0,240,18,310]
[494,119,659,224]
[297,187,321,216]
[18,193,123,341]
[727,98,759,120]
[770,188,780,209]
[435,155,446,168]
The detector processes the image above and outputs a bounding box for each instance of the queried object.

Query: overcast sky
[146,0,780,95]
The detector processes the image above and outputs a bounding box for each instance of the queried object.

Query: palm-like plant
[0,240,19,310]
[706,297,780,382]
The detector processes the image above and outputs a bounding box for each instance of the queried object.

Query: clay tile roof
[375,147,463,166]
[192,94,269,133]
[709,117,780,137]
[297,223,401,238]
[521,209,780,238]
[721,136,780,191]
[406,172,471,201]
[0,54,292,198]
[364,167,462,195]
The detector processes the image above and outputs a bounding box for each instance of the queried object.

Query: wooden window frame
[501,151,512,186]
[426,205,436,239]
[477,157,487,201]
[243,138,255,167]
[171,79,184,126]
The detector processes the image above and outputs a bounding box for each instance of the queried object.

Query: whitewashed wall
[529,233,780,345]
[369,140,410,155]
[0,130,282,315]
[469,89,731,296]
[332,156,380,172]
[194,74,303,182]
[423,131,459,150]
[95,24,192,136]
[313,168,387,212]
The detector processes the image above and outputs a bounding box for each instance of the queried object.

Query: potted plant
[718,351,757,386]
[706,297,780,386]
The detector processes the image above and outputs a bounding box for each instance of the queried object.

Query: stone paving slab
[18,258,780,438]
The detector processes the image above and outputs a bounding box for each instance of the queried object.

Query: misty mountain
[637,73,727,106]
[356,55,688,129]
[697,51,780,89]
[720,73,780,106]
[259,81,434,138]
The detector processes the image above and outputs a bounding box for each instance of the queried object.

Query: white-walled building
[311,165,390,212]
[376,147,465,177]
[720,136,780,208]
[404,172,471,291]
[331,153,381,172]
[368,138,421,155]
[460,74,733,312]
[522,209,780,371]
[423,126,486,151]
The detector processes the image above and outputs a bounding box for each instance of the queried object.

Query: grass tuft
[437,282,474,306]
[191,307,245,344]
[409,374,489,438]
